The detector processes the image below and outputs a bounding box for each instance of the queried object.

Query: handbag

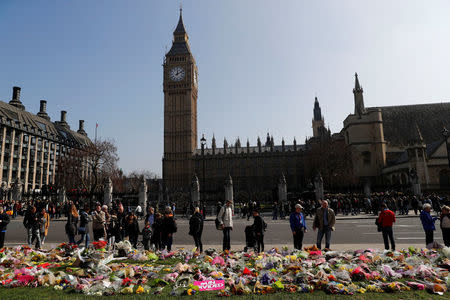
[375,218,382,232]
[78,226,86,233]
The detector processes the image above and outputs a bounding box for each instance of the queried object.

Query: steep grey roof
[0,100,91,147]
[370,102,450,146]
[174,12,186,34]
[166,42,190,56]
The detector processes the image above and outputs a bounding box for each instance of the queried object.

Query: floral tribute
[0,242,448,296]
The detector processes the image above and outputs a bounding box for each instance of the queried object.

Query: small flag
[96,123,99,128]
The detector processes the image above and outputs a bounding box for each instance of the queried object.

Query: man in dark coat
[0,206,11,248]
[161,207,177,251]
[189,207,204,252]
[252,209,265,253]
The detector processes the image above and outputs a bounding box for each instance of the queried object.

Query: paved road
[4,214,444,250]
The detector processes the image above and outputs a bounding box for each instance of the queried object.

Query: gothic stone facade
[343,74,450,191]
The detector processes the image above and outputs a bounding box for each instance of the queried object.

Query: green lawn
[0,288,445,300]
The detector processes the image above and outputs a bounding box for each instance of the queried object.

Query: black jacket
[189,212,203,236]
[161,216,177,236]
[66,213,79,235]
[125,218,140,237]
[253,215,264,234]
[0,212,10,232]
[151,218,163,243]
[23,210,34,229]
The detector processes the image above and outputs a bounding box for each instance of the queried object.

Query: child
[142,220,152,250]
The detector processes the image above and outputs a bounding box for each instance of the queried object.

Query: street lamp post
[442,127,450,167]
[200,135,206,214]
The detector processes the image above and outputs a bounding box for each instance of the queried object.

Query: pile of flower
[0,243,449,296]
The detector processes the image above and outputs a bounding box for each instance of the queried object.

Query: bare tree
[57,138,120,201]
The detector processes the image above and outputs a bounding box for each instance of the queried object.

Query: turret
[353,73,366,117]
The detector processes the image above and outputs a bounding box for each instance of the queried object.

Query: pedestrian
[377,203,396,251]
[115,203,127,242]
[135,204,142,220]
[313,200,335,250]
[77,205,91,248]
[420,203,437,246]
[189,207,204,252]
[272,202,278,220]
[23,206,36,246]
[290,204,307,250]
[65,204,79,244]
[440,205,450,247]
[40,207,50,245]
[151,213,163,250]
[107,212,117,248]
[144,207,155,227]
[125,212,140,248]
[161,207,177,251]
[0,206,11,248]
[218,200,233,251]
[252,209,265,253]
[142,220,152,250]
[92,204,106,241]
[31,207,42,249]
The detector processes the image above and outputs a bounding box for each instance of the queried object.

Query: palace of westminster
[0,10,448,199]
[162,10,450,196]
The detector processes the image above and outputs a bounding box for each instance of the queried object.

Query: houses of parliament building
[162,10,331,196]
[163,10,450,196]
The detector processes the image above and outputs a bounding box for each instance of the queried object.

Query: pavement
[4,210,442,251]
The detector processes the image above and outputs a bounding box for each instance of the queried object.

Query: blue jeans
[316,227,332,249]
[77,232,90,248]
[163,235,173,251]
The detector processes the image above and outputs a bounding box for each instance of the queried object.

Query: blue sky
[1,1,450,175]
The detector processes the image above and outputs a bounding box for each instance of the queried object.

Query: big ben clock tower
[163,9,199,190]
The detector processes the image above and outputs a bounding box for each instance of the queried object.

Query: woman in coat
[65,204,79,244]
[440,205,450,247]
[218,200,233,251]
[151,213,163,250]
[189,207,204,252]
[40,207,50,245]
[420,203,437,246]
[125,212,140,248]
[161,208,177,251]
[77,205,91,248]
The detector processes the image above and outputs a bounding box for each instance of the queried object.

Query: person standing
[161,208,177,251]
[252,209,265,253]
[420,203,437,246]
[151,213,163,250]
[313,200,335,250]
[125,212,140,248]
[189,207,204,252]
[77,205,91,248]
[40,207,50,245]
[377,203,396,250]
[66,204,79,244]
[142,220,152,250]
[218,200,233,251]
[92,204,106,241]
[144,207,155,227]
[290,204,307,250]
[135,204,142,220]
[23,206,36,246]
[272,202,278,220]
[31,207,43,249]
[0,206,11,248]
[440,205,450,247]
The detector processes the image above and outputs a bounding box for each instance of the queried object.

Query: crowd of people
[0,191,448,253]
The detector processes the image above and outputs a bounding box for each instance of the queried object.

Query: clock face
[169,66,185,81]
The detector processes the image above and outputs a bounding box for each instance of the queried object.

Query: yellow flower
[136,285,144,294]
